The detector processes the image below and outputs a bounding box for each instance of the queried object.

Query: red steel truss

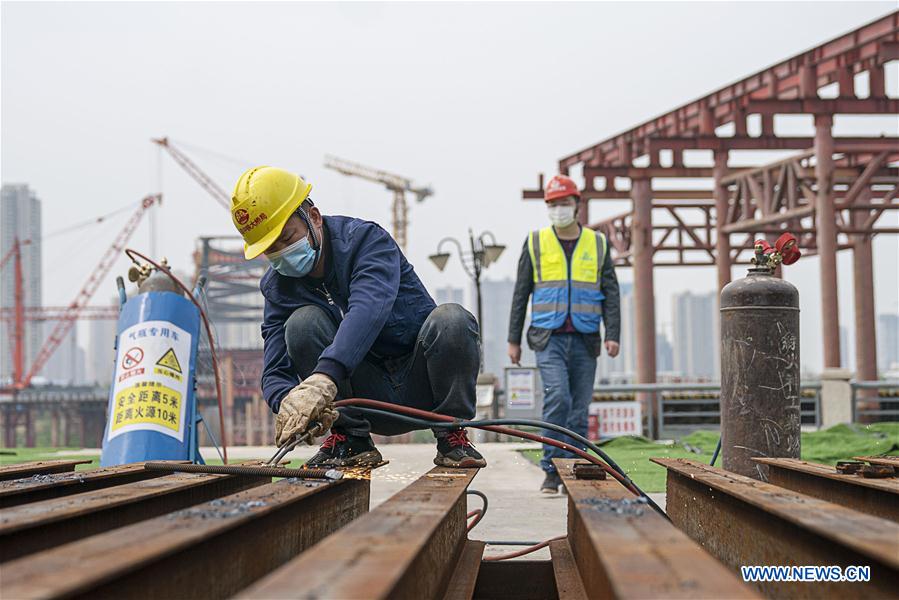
[522,12,899,424]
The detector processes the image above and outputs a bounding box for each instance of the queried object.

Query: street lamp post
[428,229,505,341]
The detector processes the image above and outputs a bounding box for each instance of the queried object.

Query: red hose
[466,509,483,532]
[333,398,640,496]
[483,535,567,561]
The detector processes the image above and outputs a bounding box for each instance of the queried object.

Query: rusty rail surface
[0,461,186,508]
[237,466,478,600]
[754,457,899,522]
[548,539,588,600]
[0,471,266,562]
[0,459,92,481]
[0,476,369,599]
[555,459,758,599]
[443,540,486,600]
[654,458,899,598]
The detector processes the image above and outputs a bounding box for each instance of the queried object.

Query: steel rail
[0,461,184,509]
[237,466,477,600]
[0,471,266,562]
[653,458,899,598]
[555,458,759,599]
[754,458,899,523]
[0,459,91,481]
[0,477,369,599]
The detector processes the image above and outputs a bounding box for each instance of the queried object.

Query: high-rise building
[597,282,635,382]
[839,325,854,372]
[434,285,464,307]
[1,184,42,382]
[656,333,674,373]
[87,307,119,385]
[878,314,899,374]
[475,278,535,381]
[672,290,719,380]
[42,327,79,384]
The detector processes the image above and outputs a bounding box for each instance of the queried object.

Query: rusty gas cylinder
[720,239,801,481]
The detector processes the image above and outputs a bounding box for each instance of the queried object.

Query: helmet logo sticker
[238,212,269,235]
[234,208,249,225]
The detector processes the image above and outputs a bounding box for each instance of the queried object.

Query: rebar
[144,462,343,480]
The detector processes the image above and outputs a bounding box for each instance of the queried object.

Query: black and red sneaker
[434,429,487,468]
[305,431,382,468]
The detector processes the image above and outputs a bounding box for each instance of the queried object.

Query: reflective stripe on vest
[528,227,607,333]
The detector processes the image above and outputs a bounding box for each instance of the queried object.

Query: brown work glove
[274,373,339,447]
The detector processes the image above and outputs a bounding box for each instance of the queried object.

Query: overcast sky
[2,1,897,373]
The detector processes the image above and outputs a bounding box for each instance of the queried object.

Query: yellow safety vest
[528,226,607,333]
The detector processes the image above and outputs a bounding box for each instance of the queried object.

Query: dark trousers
[284,303,480,437]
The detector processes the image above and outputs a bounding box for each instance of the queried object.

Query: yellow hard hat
[231,166,313,259]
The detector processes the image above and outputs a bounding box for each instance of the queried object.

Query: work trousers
[536,333,597,474]
[284,303,480,437]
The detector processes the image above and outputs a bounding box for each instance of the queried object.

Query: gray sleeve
[507,238,534,345]
[599,245,620,343]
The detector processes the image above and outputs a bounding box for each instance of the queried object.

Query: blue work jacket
[259,215,436,412]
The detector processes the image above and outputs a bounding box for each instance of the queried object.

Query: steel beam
[653,458,899,598]
[442,540,485,600]
[0,459,91,481]
[524,188,715,200]
[549,539,588,600]
[647,136,899,153]
[852,189,879,386]
[555,12,898,169]
[753,458,899,523]
[555,459,757,599]
[631,179,658,433]
[0,461,182,508]
[714,150,731,291]
[815,114,842,368]
[0,472,266,562]
[745,98,899,115]
[237,467,477,600]
[0,476,369,599]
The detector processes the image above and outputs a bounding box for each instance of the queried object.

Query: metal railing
[851,380,899,422]
[593,382,822,439]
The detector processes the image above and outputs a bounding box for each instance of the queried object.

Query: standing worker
[507,175,620,493]
[231,166,486,468]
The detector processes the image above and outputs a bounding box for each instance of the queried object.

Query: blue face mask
[267,235,318,278]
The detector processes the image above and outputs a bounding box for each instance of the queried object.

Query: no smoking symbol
[122,347,144,370]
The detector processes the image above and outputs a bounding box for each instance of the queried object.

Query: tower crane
[324,155,433,250]
[0,195,160,390]
[152,137,231,210]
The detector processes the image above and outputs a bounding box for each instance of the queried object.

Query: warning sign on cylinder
[156,348,182,374]
[111,380,182,434]
[107,320,192,443]
[121,347,144,370]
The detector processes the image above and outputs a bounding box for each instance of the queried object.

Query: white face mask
[548,204,576,227]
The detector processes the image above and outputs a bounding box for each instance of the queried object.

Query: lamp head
[429,252,450,271]
[483,244,505,266]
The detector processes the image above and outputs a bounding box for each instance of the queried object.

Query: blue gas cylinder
[100,290,201,466]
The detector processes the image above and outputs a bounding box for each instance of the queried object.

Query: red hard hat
[544,175,580,202]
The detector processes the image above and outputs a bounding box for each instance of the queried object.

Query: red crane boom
[153,137,230,210]
[17,195,161,389]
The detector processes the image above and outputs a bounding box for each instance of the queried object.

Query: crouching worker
[231,166,486,468]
